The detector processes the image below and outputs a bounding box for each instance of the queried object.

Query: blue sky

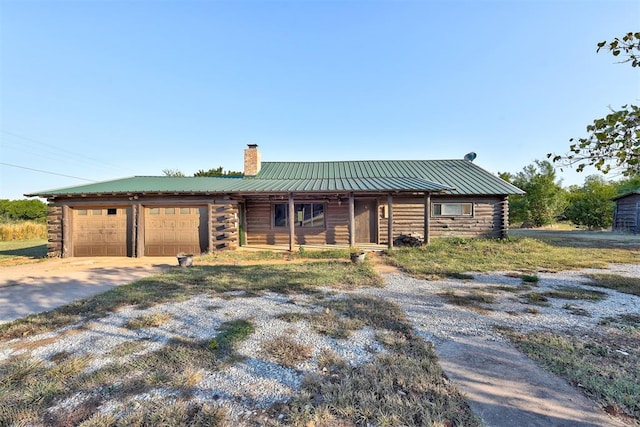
[1,0,638,200]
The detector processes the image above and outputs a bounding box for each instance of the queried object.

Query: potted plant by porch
[350,250,366,264]
[177,253,194,267]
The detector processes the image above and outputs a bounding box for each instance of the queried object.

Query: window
[180,207,191,214]
[76,209,87,216]
[91,209,102,216]
[148,208,160,215]
[432,203,473,217]
[273,203,325,228]
[107,208,117,216]
[165,208,175,215]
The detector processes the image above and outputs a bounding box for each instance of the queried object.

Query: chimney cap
[247,144,258,149]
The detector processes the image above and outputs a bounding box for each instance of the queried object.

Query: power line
[0,162,97,182]
[0,130,137,174]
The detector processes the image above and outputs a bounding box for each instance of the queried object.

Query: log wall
[613,194,640,234]
[209,203,239,250]
[245,198,350,245]
[46,204,63,257]
[378,196,505,243]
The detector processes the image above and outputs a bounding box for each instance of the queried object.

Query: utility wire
[0,162,97,182]
[1,130,136,174]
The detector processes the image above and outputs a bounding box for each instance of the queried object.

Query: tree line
[0,199,48,222]
[500,160,639,230]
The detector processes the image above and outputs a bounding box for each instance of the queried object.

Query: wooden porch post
[62,205,71,258]
[424,193,431,245]
[288,193,295,251]
[135,203,145,257]
[348,193,355,247]
[387,193,394,250]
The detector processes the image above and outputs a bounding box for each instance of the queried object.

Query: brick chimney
[244,144,261,176]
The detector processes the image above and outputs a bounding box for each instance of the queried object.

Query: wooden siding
[379,196,505,242]
[613,194,640,234]
[245,198,350,245]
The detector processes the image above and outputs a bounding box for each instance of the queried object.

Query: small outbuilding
[612,190,640,234]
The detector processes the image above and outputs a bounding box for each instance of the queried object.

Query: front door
[355,200,377,243]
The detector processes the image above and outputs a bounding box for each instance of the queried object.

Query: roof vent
[463,152,477,162]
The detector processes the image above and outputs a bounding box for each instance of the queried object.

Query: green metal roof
[26,159,523,197]
[231,177,453,193]
[25,176,242,197]
[256,160,523,195]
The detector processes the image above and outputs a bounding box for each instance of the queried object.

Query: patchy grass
[599,313,640,330]
[124,312,172,329]
[0,238,47,265]
[208,319,254,356]
[562,304,591,317]
[585,274,640,297]
[384,237,640,279]
[107,341,148,358]
[261,335,313,367]
[0,261,381,340]
[521,274,540,283]
[522,287,606,307]
[284,296,479,426]
[198,247,352,264]
[499,327,640,423]
[439,289,496,313]
[0,326,250,427]
[544,286,606,301]
[521,292,551,306]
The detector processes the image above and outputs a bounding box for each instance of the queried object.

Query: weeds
[124,312,172,329]
[439,289,495,313]
[521,292,550,306]
[384,237,639,279]
[0,261,381,340]
[285,296,479,426]
[261,335,313,367]
[544,286,606,301]
[499,327,640,422]
[522,287,606,307]
[585,274,640,297]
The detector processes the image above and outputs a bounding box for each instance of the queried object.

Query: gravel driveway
[1,263,638,425]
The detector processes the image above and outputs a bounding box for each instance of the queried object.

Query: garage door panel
[73,208,129,257]
[145,206,207,256]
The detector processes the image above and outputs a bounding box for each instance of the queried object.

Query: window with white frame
[432,202,473,217]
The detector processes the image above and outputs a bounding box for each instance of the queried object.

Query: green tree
[501,161,567,227]
[549,32,640,176]
[614,175,640,195]
[193,167,243,177]
[564,176,616,229]
[162,169,185,177]
[0,199,48,222]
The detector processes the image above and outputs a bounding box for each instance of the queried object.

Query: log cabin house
[612,190,640,234]
[27,145,524,257]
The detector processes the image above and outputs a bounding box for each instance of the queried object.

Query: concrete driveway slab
[0,257,174,323]
[437,336,627,427]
